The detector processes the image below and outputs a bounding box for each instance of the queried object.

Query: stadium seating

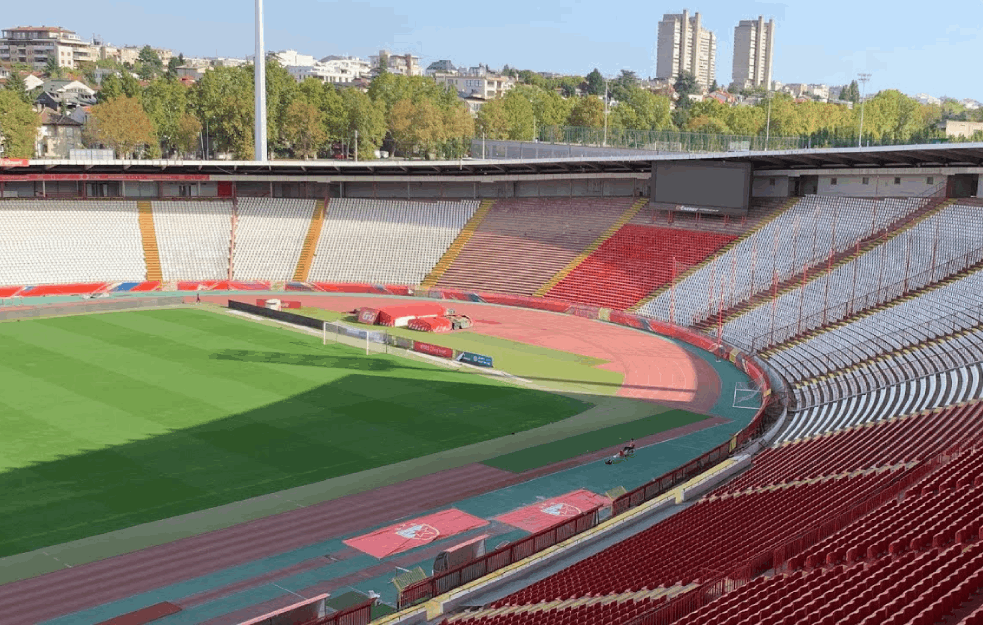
[0,200,145,285]
[152,200,233,281]
[434,198,634,295]
[307,199,479,285]
[232,198,315,280]
[723,201,983,349]
[637,196,928,326]
[545,225,734,310]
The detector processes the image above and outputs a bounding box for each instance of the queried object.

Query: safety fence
[397,508,599,609]
[307,598,375,625]
[0,295,184,320]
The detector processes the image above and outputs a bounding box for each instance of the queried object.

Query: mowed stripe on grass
[0,308,589,558]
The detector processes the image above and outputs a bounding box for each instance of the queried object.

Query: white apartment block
[270,49,317,67]
[434,73,514,100]
[287,56,371,84]
[732,15,774,90]
[656,10,717,89]
[0,26,95,69]
[369,50,421,76]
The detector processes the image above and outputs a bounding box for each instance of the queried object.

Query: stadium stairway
[628,197,799,313]
[693,196,955,333]
[420,199,495,288]
[533,197,648,297]
[292,198,327,282]
[137,201,163,282]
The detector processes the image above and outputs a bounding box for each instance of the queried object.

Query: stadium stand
[433,198,635,295]
[152,200,233,281]
[307,199,479,285]
[636,196,931,326]
[232,198,315,280]
[722,200,983,349]
[544,225,735,310]
[0,200,145,285]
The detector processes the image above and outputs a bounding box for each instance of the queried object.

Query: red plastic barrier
[412,340,454,359]
[408,317,453,332]
[282,300,301,309]
[22,283,109,296]
[127,281,161,292]
[0,286,24,297]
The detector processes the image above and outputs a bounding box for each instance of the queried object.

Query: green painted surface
[483,409,707,472]
[298,308,623,396]
[0,308,589,558]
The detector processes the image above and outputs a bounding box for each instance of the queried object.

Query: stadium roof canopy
[4,142,983,178]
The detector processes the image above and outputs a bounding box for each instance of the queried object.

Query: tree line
[2,61,982,160]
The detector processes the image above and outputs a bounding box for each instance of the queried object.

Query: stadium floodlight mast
[857,73,871,149]
[254,0,268,162]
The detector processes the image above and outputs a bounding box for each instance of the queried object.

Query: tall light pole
[254,0,268,161]
[857,73,871,148]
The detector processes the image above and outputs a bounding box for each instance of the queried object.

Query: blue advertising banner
[456,351,493,367]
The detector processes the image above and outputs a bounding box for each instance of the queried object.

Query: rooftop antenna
[254,0,268,161]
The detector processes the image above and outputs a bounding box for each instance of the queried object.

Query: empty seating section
[434,198,633,295]
[484,473,896,608]
[307,199,478,285]
[545,225,734,310]
[638,196,926,326]
[764,267,983,387]
[724,201,983,348]
[444,593,672,625]
[781,331,983,442]
[232,198,315,280]
[0,200,145,285]
[152,200,233,281]
[720,402,983,494]
[675,544,983,625]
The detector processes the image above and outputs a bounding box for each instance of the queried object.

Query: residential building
[0,26,96,69]
[175,66,205,82]
[434,73,514,100]
[0,65,9,81]
[269,49,317,67]
[369,50,421,76]
[425,60,457,76]
[732,15,774,90]
[36,108,83,158]
[656,10,716,89]
[944,120,983,139]
[287,56,370,84]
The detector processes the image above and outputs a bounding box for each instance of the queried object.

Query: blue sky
[7,0,983,100]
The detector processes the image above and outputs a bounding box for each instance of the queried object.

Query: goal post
[733,380,763,410]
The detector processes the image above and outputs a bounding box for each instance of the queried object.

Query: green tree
[568,96,605,128]
[673,71,700,109]
[173,112,202,158]
[282,99,326,159]
[0,90,40,157]
[376,51,389,74]
[340,89,386,158]
[136,46,164,80]
[142,77,189,155]
[4,72,32,105]
[585,68,605,96]
[475,98,509,139]
[120,72,142,98]
[264,59,298,155]
[190,65,254,158]
[841,80,860,104]
[44,56,62,79]
[501,89,536,139]
[87,96,156,157]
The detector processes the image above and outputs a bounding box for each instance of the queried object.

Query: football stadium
[1,144,983,625]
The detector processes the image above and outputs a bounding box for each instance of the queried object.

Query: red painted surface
[343,509,488,559]
[94,602,181,625]
[0,286,24,297]
[495,490,611,533]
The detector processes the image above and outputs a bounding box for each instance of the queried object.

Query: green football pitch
[0,307,593,558]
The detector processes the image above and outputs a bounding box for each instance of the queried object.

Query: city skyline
[3,0,983,100]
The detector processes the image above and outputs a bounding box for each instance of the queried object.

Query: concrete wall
[752,175,791,198]
[816,174,941,197]
[339,177,644,199]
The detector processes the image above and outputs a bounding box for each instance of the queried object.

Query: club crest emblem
[540,502,581,517]
[395,523,440,541]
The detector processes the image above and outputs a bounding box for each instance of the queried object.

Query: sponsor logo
[395,523,440,541]
[540,502,581,518]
